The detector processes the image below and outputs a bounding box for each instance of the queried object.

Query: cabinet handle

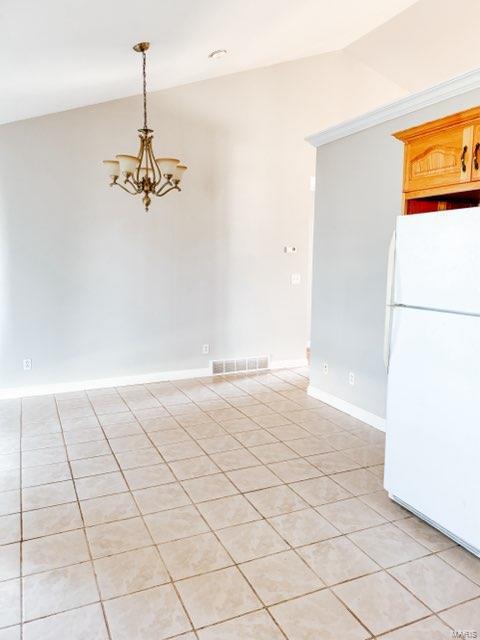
[461,145,468,172]
[474,143,480,170]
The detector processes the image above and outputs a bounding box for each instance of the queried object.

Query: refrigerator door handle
[384,231,396,372]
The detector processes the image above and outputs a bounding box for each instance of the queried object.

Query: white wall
[309,85,480,424]
[0,50,404,393]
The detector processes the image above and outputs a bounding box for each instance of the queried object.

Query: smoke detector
[208,49,227,60]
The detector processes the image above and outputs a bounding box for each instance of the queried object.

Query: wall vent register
[211,355,269,375]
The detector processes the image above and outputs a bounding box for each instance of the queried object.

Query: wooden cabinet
[394,106,480,214]
[403,125,473,192]
[471,124,480,182]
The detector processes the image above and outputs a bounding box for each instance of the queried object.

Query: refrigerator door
[383,232,396,372]
[385,305,480,554]
[394,208,480,315]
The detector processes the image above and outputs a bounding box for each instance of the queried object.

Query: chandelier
[102,42,187,212]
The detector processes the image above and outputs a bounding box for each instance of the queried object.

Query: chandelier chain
[142,50,148,130]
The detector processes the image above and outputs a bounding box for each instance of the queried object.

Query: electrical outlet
[291,273,301,285]
[202,344,210,355]
[323,362,328,375]
[349,371,355,386]
[23,358,32,371]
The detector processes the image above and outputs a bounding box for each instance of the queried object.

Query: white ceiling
[0,0,418,124]
[346,0,480,92]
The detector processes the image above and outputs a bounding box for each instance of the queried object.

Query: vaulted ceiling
[346,0,480,92]
[1,0,418,124]
[3,0,480,126]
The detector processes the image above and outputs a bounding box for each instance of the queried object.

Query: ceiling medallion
[103,42,187,212]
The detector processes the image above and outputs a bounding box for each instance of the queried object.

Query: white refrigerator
[384,208,480,557]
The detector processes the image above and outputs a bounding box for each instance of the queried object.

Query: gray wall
[310,86,480,419]
[0,50,403,390]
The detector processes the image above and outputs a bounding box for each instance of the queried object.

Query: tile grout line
[121,378,306,638]
[7,428,476,632]
[6,370,477,639]
[86,385,200,639]
[143,377,374,637]
[167,372,480,636]
[133,379,295,639]
[16,486,478,617]
[19,397,23,640]
[235,374,383,640]
[52,391,114,640]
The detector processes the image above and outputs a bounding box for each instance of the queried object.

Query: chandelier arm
[113,182,138,196]
[125,176,142,193]
[133,134,145,184]
[156,185,180,198]
[146,138,162,186]
[155,180,173,195]
[147,138,162,186]
[144,136,152,183]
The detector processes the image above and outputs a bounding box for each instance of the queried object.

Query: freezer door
[394,208,480,315]
[385,306,480,552]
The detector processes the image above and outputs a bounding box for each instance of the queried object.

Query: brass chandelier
[102,42,187,212]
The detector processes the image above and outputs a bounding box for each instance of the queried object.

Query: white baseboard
[0,367,212,400]
[307,385,386,432]
[0,359,310,400]
[270,358,309,370]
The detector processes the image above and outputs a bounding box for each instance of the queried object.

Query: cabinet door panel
[404,125,473,193]
[471,124,480,181]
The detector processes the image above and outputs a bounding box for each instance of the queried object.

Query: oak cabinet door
[471,124,480,181]
[404,125,473,193]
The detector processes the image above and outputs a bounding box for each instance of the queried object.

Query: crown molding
[306,67,480,148]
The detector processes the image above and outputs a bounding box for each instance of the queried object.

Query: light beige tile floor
[1,367,479,639]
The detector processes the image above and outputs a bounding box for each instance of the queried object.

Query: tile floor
[1,367,479,639]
